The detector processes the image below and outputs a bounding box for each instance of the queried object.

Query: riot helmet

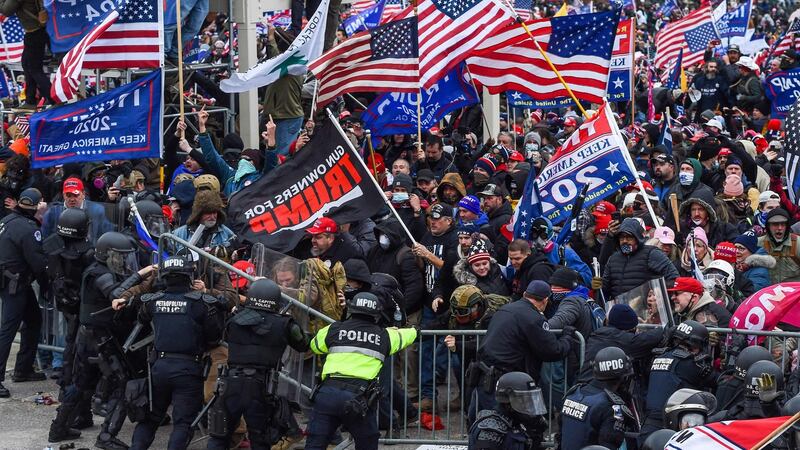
[449,285,486,325]
[495,372,547,420]
[592,346,633,381]
[57,208,90,240]
[95,232,138,275]
[132,199,169,237]
[672,320,709,350]
[745,360,783,398]
[346,292,384,322]
[580,447,611,450]
[781,394,800,445]
[642,430,677,450]
[734,345,772,380]
[245,279,286,312]
[664,388,717,431]
[370,273,404,325]
[160,255,195,285]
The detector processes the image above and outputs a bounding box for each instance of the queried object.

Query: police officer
[641,430,677,450]
[468,371,548,449]
[782,395,800,448]
[559,347,638,450]
[639,320,716,446]
[49,231,150,450]
[306,291,417,450]
[206,279,310,450]
[44,208,95,440]
[717,360,786,420]
[0,188,48,398]
[663,388,717,431]
[714,345,771,411]
[129,255,224,450]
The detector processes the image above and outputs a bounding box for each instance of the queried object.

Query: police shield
[607,278,674,327]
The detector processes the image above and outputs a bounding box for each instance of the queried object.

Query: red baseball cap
[564,117,578,127]
[307,217,338,235]
[63,177,84,195]
[718,148,732,157]
[509,151,525,162]
[667,277,704,295]
[230,260,255,289]
[593,200,617,215]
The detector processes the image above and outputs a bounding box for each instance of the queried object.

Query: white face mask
[679,172,694,186]
[378,234,391,250]
[691,218,704,226]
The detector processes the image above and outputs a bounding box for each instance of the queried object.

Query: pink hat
[723,174,744,197]
[654,226,676,245]
[687,227,709,247]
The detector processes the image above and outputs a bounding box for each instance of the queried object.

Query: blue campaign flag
[715,1,751,39]
[343,0,386,36]
[665,48,683,90]
[183,36,209,63]
[0,71,11,99]
[657,0,677,17]
[45,0,128,53]
[362,64,478,136]
[508,90,574,109]
[765,67,800,119]
[30,70,162,169]
[512,176,544,240]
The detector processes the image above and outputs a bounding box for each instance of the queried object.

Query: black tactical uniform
[559,347,638,450]
[718,360,786,421]
[44,208,95,440]
[469,371,548,449]
[714,345,771,412]
[207,279,310,450]
[130,256,224,450]
[0,188,48,398]
[50,231,142,450]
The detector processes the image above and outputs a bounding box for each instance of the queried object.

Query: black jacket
[480,201,513,244]
[511,251,556,299]
[367,219,425,314]
[602,219,679,299]
[577,326,665,383]
[453,258,511,297]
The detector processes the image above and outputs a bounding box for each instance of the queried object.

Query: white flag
[220,0,329,93]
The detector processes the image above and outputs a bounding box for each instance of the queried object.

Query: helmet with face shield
[132,200,169,237]
[495,371,547,420]
[664,388,717,431]
[95,231,139,276]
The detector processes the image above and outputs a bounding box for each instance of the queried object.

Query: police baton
[191,393,216,429]
[89,305,115,317]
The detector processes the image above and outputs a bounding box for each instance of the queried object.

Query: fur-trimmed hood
[436,172,467,200]
[453,256,500,285]
[745,252,776,269]
[679,189,718,224]
[187,190,227,226]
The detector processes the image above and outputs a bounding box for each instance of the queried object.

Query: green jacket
[262,37,304,120]
[759,234,800,283]
[0,0,43,32]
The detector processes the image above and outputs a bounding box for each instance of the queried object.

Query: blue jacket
[167,165,203,194]
[42,200,114,244]
[741,250,775,292]
[198,133,278,197]
[546,245,593,286]
[173,223,236,251]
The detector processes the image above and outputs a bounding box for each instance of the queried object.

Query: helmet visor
[107,250,139,276]
[679,412,705,430]
[145,215,170,237]
[508,387,547,417]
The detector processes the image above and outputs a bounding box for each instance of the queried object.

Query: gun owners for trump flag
[227,118,386,252]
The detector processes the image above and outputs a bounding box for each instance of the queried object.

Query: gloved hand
[708,331,720,347]
[561,325,576,337]
[758,373,783,403]
[591,277,603,290]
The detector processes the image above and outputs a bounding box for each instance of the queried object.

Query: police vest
[326,320,390,362]
[79,263,117,328]
[142,291,207,356]
[645,348,692,414]
[468,410,529,450]
[560,384,613,449]
[227,309,293,368]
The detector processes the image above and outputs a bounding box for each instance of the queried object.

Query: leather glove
[591,277,603,290]
[708,331,720,347]
[561,325,576,337]
[758,373,783,403]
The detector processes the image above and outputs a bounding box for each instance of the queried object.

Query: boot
[0,382,9,398]
[95,432,129,450]
[71,415,94,429]
[48,407,82,442]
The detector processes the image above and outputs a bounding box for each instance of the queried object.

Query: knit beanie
[549,267,580,290]
[734,232,759,254]
[458,195,482,216]
[608,304,639,330]
[241,148,264,170]
[467,240,491,265]
[714,241,737,264]
[474,157,497,176]
[723,174,744,197]
[688,227,709,247]
[222,133,245,152]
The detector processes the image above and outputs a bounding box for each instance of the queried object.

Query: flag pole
[630,15,636,126]
[175,0,185,138]
[365,129,379,176]
[752,412,800,450]
[464,64,493,137]
[327,108,418,245]
[309,79,318,121]
[413,0,422,146]
[514,18,589,119]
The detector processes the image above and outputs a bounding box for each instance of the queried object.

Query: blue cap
[525,280,551,299]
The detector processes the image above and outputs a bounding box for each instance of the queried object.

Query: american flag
[309,16,419,106]
[51,9,121,103]
[467,11,619,105]
[774,21,800,57]
[416,0,516,88]
[513,0,532,20]
[655,5,717,69]
[0,15,23,64]
[785,99,800,205]
[14,113,29,138]
[83,0,162,69]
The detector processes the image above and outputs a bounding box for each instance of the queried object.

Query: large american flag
[0,15,23,64]
[467,11,619,105]
[309,16,419,106]
[83,0,162,69]
[774,20,800,57]
[512,0,532,20]
[655,5,716,69]
[416,0,516,88]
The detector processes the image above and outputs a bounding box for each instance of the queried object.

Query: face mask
[235,159,257,182]
[759,211,768,223]
[691,217,705,226]
[679,172,694,186]
[473,172,489,186]
[620,244,634,255]
[550,292,567,304]
[711,161,720,171]
[525,143,538,153]
[392,192,409,203]
[93,177,106,189]
[202,219,217,229]
[378,234,391,250]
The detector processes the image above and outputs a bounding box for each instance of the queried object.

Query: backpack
[585,298,606,331]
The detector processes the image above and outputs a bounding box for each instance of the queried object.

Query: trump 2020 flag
[607,18,634,102]
[785,98,800,205]
[362,64,478,136]
[343,0,386,36]
[535,103,634,224]
[45,0,127,53]
[713,0,751,39]
[220,0,329,93]
[30,70,162,169]
[226,117,386,252]
[666,415,793,449]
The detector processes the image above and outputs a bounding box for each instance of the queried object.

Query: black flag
[785,98,800,205]
[227,119,386,252]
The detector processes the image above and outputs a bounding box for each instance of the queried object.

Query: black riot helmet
[370,272,404,325]
[664,388,717,431]
[57,208,90,240]
[580,447,611,450]
[672,320,709,350]
[592,346,633,381]
[132,199,169,237]
[642,429,677,450]
[347,292,384,322]
[783,395,800,446]
[745,360,784,398]
[159,255,195,284]
[95,232,138,275]
[245,279,286,312]
[734,345,772,380]
[495,372,547,420]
